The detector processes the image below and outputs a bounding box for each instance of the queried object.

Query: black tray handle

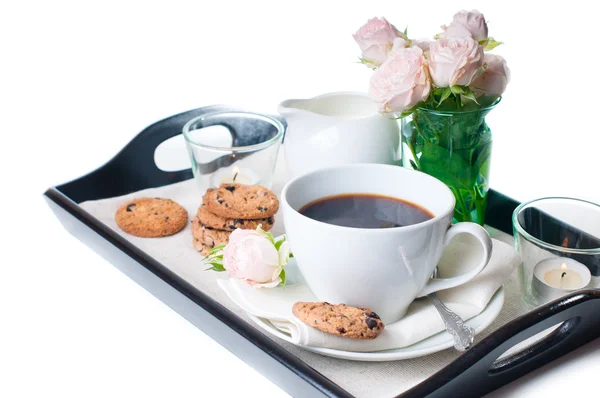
[57,106,234,203]
[405,290,600,397]
[57,106,287,204]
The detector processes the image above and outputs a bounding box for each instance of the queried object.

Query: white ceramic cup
[281,164,493,324]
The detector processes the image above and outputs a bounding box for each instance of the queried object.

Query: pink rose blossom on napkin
[220,228,290,288]
[368,46,431,113]
[353,17,405,67]
[471,54,511,97]
[440,10,488,42]
[428,36,484,87]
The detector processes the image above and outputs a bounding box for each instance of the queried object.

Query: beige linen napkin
[218,237,520,352]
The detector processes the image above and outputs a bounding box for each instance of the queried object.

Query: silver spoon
[427,268,475,351]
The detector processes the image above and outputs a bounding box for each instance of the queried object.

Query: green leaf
[202,254,222,265]
[289,252,294,258]
[461,87,479,104]
[279,269,286,287]
[274,237,285,251]
[479,37,502,51]
[409,159,419,171]
[437,87,452,107]
[473,140,493,176]
[204,251,222,258]
[265,231,275,246]
[403,26,408,36]
[450,85,466,96]
[209,262,226,271]
[397,102,426,119]
[257,225,276,245]
[205,261,226,272]
[418,141,477,191]
[210,244,226,253]
[357,57,378,69]
[202,245,226,262]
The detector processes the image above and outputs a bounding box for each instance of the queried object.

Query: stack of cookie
[191,183,280,256]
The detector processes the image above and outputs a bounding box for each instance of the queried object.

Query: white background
[2,0,600,397]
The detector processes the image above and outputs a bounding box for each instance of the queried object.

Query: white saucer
[219,237,514,362]
[247,287,504,361]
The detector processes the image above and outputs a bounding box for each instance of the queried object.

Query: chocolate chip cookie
[292,302,384,339]
[191,217,231,249]
[192,237,212,257]
[115,198,188,238]
[203,184,279,219]
[196,204,274,231]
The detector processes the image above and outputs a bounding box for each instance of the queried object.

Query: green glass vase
[401,99,499,225]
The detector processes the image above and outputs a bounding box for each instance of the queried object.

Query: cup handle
[417,222,493,297]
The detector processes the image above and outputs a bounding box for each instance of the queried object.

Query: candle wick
[561,272,566,278]
[233,172,239,182]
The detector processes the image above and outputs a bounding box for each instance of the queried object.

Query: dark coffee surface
[299,194,433,229]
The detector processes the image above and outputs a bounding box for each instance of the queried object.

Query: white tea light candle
[543,264,582,289]
[210,166,260,187]
[532,257,591,302]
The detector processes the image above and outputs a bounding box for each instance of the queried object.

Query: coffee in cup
[299,193,433,229]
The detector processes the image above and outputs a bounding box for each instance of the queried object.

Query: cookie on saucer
[115,197,188,238]
[196,204,274,231]
[292,302,384,339]
[203,184,279,219]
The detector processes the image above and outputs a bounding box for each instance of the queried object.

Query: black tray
[44,106,600,397]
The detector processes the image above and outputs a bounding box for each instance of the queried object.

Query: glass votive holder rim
[182,111,285,153]
[512,196,600,254]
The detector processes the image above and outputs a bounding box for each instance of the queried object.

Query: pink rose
[471,54,510,97]
[354,17,404,67]
[222,229,290,288]
[428,37,484,87]
[412,39,433,52]
[440,10,488,42]
[368,46,431,113]
[390,37,409,54]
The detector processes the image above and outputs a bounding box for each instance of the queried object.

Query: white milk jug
[278,92,400,178]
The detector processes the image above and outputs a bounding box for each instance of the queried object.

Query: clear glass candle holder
[183,111,284,192]
[513,197,600,307]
